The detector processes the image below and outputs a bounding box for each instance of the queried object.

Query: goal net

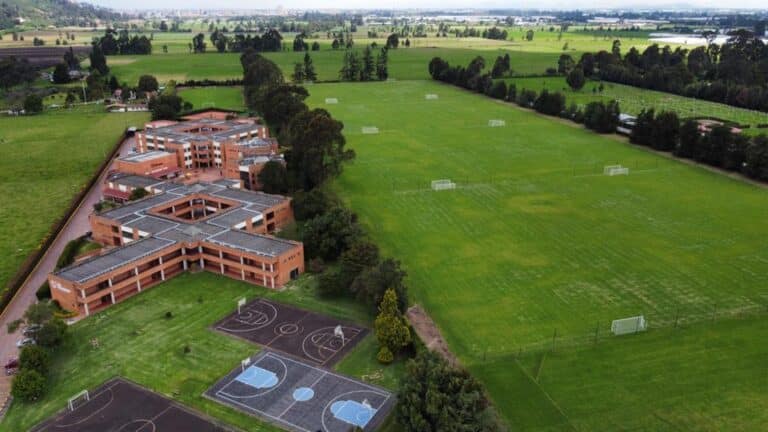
[425,94,439,100]
[488,119,506,127]
[611,315,647,336]
[604,165,629,176]
[431,179,457,191]
[324,98,338,104]
[361,126,379,134]
[68,389,90,411]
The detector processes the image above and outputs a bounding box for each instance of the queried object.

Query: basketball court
[206,350,394,432]
[32,378,229,432]
[214,298,368,366]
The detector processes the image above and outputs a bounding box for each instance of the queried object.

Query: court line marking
[277,370,328,418]
[320,390,392,432]
[217,356,288,400]
[54,388,116,428]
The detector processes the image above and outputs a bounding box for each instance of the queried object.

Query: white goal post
[431,179,457,191]
[604,165,629,176]
[324,98,338,104]
[237,297,246,314]
[425,94,439,100]
[488,119,506,127]
[361,126,379,134]
[68,389,90,411]
[241,356,252,371]
[611,315,647,335]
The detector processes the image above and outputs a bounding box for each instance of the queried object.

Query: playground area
[31,378,229,432]
[205,350,394,432]
[214,298,368,366]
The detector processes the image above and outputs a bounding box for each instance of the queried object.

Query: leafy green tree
[631,109,655,147]
[292,189,334,221]
[525,29,534,41]
[52,63,71,84]
[243,54,284,113]
[375,48,388,80]
[675,119,700,159]
[386,34,399,49]
[318,267,346,297]
[350,259,407,313]
[149,94,184,120]
[339,50,361,81]
[89,44,109,74]
[19,345,50,375]
[64,92,76,108]
[23,94,43,114]
[486,81,507,100]
[137,74,159,92]
[303,53,317,81]
[128,188,149,201]
[259,85,308,135]
[11,369,47,402]
[651,111,680,151]
[301,207,363,260]
[291,62,305,83]
[311,41,320,51]
[63,47,80,70]
[566,67,585,91]
[374,288,411,362]
[397,351,500,432]
[490,54,510,78]
[339,241,380,289]
[257,161,289,194]
[360,46,375,81]
[36,318,67,349]
[557,53,574,74]
[283,108,352,189]
[85,70,106,100]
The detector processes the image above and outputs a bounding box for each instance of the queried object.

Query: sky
[86,0,768,12]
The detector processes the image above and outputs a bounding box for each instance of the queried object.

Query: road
[0,136,136,403]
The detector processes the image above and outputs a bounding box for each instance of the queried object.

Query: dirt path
[406,305,460,367]
[0,136,136,413]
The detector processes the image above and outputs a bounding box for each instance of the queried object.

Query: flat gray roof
[108,174,165,190]
[119,151,174,163]
[211,188,286,208]
[208,208,262,229]
[206,230,297,257]
[55,237,175,283]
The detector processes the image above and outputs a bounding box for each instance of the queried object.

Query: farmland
[0,107,148,296]
[305,79,768,429]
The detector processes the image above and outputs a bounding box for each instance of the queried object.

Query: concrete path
[0,136,136,409]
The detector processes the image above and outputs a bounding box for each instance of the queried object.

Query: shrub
[165,311,173,319]
[12,369,47,402]
[19,345,50,375]
[377,346,394,364]
[183,344,191,354]
[35,318,67,349]
[36,282,51,301]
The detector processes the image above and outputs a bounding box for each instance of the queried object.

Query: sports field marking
[56,386,116,428]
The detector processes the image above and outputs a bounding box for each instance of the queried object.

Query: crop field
[1,272,402,431]
[178,86,244,111]
[306,80,768,429]
[506,76,768,133]
[0,107,148,296]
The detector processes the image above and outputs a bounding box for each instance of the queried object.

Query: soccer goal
[361,126,379,134]
[431,179,457,191]
[611,315,647,336]
[68,389,90,411]
[604,165,629,176]
[425,94,439,100]
[325,98,338,104]
[488,119,506,127]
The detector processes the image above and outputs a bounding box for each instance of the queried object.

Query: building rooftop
[56,237,175,284]
[56,181,295,284]
[118,151,174,163]
[107,173,166,190]
[142,118,266,144]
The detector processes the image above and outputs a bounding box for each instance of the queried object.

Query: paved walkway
[0,137,136,410]
[406,304,461,367]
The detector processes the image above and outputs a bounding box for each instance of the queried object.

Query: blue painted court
[206,351,394,432]
[331,400,377,428]
[235,366,278,389]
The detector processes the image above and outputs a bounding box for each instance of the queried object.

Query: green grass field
[178,86,244,111]
[0,107,148,296]
[1,272,403,431]
[304,80,768,429]
[506,76,768,133]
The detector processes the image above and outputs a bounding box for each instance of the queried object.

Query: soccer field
[306,80,768,428]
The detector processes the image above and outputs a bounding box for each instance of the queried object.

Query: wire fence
[466,300,768,363]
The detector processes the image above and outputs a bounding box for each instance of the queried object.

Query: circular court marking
[302,326,359,363]
[276,322,300,336]
[57,388,115,428]
[218,301,278,333]
[118,419,156,432]
[292,387,314,402]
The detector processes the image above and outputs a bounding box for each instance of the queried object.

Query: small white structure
[611,315,647,335]
[425,94,439,100]
[361,126,379,134]
[431,179,457,191]
[488,119,506,127]
[325,98,338,104]
[604,165,629,176]
[68,390,90,411]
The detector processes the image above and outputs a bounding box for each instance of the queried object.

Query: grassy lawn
[305,80,768,429]
[178,86,245,111]
[505,76,768,133]
[0,107,148,296]
[2,271,403,431]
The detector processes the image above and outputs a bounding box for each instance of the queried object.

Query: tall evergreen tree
[375,48,389,81]
[360,46,375,81]
[303,52,317,81]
